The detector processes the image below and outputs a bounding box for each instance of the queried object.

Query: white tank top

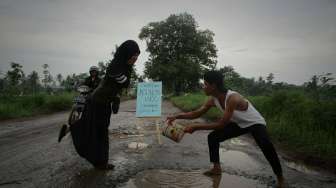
[213,90,266,128]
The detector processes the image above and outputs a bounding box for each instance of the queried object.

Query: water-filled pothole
[220,149,262,172]
[120,169,263,188]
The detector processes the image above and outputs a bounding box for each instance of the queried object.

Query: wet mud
[0,100,335,188]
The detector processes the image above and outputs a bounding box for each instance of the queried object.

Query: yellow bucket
[162,122,185,143]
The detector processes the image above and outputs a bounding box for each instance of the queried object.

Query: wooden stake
[156,119,162,145]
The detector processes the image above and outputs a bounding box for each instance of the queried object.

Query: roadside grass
[0,92,75,120]
[170,91,336,159]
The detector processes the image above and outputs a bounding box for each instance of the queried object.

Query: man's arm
[185,94,239,133]
[166,98,214,124]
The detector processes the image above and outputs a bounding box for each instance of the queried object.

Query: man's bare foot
[203,168,222,176]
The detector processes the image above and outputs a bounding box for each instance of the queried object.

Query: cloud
[0,0,336,85]
[233,48,249,52]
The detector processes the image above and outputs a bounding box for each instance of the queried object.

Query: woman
[70,40,140,169]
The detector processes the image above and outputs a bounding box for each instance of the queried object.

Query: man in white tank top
[167,71,285,188]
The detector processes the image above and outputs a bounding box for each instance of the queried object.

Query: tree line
[0,62,89,95]
[0,59,139,96]
[138,12,335,100]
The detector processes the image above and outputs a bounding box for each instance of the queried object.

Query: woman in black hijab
[70,40,140,169]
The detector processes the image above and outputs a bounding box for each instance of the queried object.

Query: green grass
[0,92,75,120]
[170,91,336,158]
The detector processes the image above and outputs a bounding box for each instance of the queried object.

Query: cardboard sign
[136,82,162,117]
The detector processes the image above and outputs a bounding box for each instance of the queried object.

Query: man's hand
[184,125,196,134]
[166,116,177,125]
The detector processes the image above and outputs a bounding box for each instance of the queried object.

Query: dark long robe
[70,40,140,167]
[70,98,111,166]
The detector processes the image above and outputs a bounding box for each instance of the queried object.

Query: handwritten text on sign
[136,82,162,117]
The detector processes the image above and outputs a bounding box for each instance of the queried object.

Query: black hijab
[113,40,140,63]
[105,40,140,86]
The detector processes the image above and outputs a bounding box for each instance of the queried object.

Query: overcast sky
[0,0,335,85]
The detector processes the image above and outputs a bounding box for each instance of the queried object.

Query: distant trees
[42,64,53,90]
[266,73,274,85]
[209,65,306,97]
[0,63,44,95]
[217,66,335,101]
[217,66,268,96]
[0,62,89,95]
[219,66,242,91]
[129,67,139,90]
[4,62,25,95]
[0,77,4,92]
[26,71,41,94]
[139,13,217,94]
[62,73,88,92]
[304,73,336,101]
[7,62,25,86]
[56,73,63,86]
[98,61,108,77]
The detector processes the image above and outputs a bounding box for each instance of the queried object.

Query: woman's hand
[184,125,196,134]
[166,116,177,125]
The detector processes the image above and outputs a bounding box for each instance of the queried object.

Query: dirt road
[0,100,335,188]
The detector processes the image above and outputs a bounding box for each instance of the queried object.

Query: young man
[84,66,120,114]
[84,66,101,91]
[166,70,285,188]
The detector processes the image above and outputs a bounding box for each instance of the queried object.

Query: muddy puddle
[120,169,264,188]
[283,160,321,175]
[228,138,249,146]
[219,149,262,172]
[111,122,336,188]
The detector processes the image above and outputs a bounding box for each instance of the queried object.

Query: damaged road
[0,100,335,188]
